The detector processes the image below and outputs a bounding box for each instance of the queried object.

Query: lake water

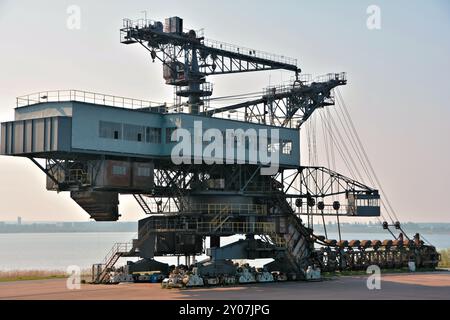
[0,232,449,271]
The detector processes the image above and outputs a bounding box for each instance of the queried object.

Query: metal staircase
[269,193,313,275]
[93,219,169,284]
[210,215,232,233]
[133,194,152,215]
[92,242,135,284]
[285,215,312,268]
[263,233,286,248]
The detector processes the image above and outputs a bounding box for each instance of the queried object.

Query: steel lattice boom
[0,15,439,286]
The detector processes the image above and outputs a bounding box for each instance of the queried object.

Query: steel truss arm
[28,157,91,190]
[297,166,378,198]
[121,24,299,76]
[29,158,59,185]
[197,46,299,75]
[203,74,347,128]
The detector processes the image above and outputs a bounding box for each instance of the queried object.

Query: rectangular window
[166,127,177,143]
[282,140,293,155]
[137,166,151,177]
[123,124,145,142]
[269,143,280,153]
[99,121,122,140]
[146,127,162,144]
[100,121,156,143]
[112,165,127,176]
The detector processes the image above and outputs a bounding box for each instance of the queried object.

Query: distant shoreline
[0,231,136,234]
[0,221,449,235]
[0,221,137,234]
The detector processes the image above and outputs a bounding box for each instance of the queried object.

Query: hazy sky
[0,0,449,222]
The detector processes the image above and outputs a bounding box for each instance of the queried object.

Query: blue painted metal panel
[162,113,300,166]
[71,102,164,157]
[0,116,71,155]
[3,101,300,167]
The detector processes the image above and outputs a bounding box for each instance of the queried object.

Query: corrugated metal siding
[25,120,33,153]
[0,123,5,154]
[13,120,24,154]
[33,118,45,152]
[0,116,71,155]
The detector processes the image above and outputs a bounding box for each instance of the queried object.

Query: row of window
[99,121,293,155]
[99,121,164,144]
[201,135,293,155]
[281,141,293,155]
[111,165,152,177]
[355,198,380,207]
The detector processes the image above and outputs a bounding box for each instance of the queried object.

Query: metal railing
[16,90,166,111]
[314,72,347,84]
[293,203,355,216]
[67,169,90,185]
[122,18,205,38]
[123,18,159,29]
[121,18,296,66]
[206,109,299,129]
[203,38,297,66]
[15,88,303,128]
[175,82,213,96]
[263,83,295,97]
[93,241,134,283]
[184,203,268,215]
[263,73,346,97]
[102,242,134,266]
[197,221,277,234]
[139,217,277,235]
[267,234,287,247]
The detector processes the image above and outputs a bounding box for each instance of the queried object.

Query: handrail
[120,18,297,67]
[93,241,134,283]
[263,73,347,96]
[66,169,90,184]
[197,221,276,234]
[15,89,301,128]
[206,108,300,128]
[140,217,277,235]
[185,203,268,215]
[314,72,346,84]
[122,18,205,38]
[16,90,166,111]
[203,38,297,66]
[102,242,133,265]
